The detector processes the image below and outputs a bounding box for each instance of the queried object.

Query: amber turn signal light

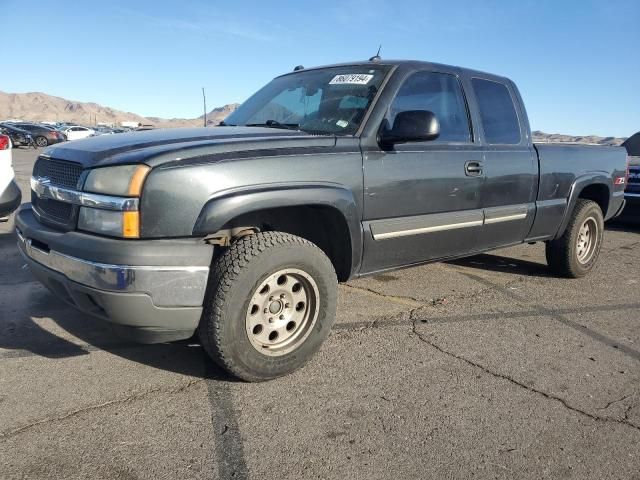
[127,165,151,196]
[122,211,140,238]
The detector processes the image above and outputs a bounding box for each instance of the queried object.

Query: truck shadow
[606,220,640,235]
[447,253,551,277]
[0,230,88,359]
[0,230,233,381]
[5,295,234,381]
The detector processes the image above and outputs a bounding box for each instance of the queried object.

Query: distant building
[121,121,140,128]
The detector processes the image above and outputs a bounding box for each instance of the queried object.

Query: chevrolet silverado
[15,59,629,381]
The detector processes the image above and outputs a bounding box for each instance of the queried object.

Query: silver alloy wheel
[245,268,320,356]
[576,216,598,264]
[35,136,47,147]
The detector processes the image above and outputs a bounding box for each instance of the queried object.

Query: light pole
[202,87,207,127]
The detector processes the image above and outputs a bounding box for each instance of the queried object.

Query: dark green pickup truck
[16,59,628,381]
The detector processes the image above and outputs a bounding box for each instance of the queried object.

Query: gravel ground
[1,147,639,479]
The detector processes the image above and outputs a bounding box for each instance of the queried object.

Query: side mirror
[379,110,440,145]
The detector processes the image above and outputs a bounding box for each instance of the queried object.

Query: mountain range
[0,91,238,128]
[0,91,629,145]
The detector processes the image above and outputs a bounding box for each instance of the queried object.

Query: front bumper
[16,205,213,343]
[0,180,21,218]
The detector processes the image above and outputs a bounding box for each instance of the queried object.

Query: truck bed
[533,142,627,221]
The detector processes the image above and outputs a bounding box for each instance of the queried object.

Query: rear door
[470,77,537,248]
[361,69,485,272]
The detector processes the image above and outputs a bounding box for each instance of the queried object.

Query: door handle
[465,161,483,176]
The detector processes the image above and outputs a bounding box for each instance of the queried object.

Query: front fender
[193,183,363,275]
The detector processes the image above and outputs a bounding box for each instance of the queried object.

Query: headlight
[78,208,140,238]
[84,164,150,196]
[79,164,150,238]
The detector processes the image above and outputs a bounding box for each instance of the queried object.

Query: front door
[361,70,485,273]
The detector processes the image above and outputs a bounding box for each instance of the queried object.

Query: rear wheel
[35,136,48,147]
[198,232,337,382]
[545,199,604,278]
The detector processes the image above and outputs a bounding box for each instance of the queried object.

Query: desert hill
[0,91,238,128]
[532,130,626,146]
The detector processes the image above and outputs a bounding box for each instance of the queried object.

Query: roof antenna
[369,45,382,62]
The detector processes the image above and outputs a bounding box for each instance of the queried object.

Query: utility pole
[202,87,207,127]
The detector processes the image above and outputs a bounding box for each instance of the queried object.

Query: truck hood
[42,127,337,168]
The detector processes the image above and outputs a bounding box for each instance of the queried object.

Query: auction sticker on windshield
[329,74,374,85]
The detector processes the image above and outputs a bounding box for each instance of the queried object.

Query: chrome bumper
[16,228,209,307]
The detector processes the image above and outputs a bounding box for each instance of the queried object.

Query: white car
[0,134,21,220]
[63,126,95,141]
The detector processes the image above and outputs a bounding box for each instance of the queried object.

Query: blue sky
[2,0,639,136]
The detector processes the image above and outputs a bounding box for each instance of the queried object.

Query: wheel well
[217,205,353,282]
[578,183,609,215]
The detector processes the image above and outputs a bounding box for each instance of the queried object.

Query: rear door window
[472,78,521,145]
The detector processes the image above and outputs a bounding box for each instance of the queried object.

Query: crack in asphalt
[409,312,640,434]
[342,275,520,310]
[0,378,204,441]
[339,265,640,434]
[458,271,640,363]
[342,283,424,307]
[332,301,640,332]
[624,403,636,422]
[597,394,633,411]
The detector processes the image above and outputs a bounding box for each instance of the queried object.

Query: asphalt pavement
[1,147,639,479]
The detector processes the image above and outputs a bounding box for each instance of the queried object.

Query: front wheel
[546,199,604,278]
[198,232,337,382]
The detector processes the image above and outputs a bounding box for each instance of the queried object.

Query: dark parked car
[620,131,640,222]
[16,59,628,381]
[93,126,114,135]
[11,123,66,147]
[0,124,34,148]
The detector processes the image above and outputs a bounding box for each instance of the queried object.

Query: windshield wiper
[218,121,236,126]
[245,120,300,131]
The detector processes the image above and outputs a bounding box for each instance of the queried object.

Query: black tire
[545,199,604,278]
[35,136,48,147]
[198,231,337,382]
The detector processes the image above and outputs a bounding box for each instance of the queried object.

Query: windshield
[224,65,391,135]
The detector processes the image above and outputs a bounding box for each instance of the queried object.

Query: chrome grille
[32,196,74,223]
[32,157,83,228]
[33,157,83,189]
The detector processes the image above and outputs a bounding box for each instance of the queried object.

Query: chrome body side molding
[370,204,531,240]
[483,204,529,224]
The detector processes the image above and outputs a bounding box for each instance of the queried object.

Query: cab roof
[277,59,511,83]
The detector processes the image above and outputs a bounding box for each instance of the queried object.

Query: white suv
[0,134,21,220]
